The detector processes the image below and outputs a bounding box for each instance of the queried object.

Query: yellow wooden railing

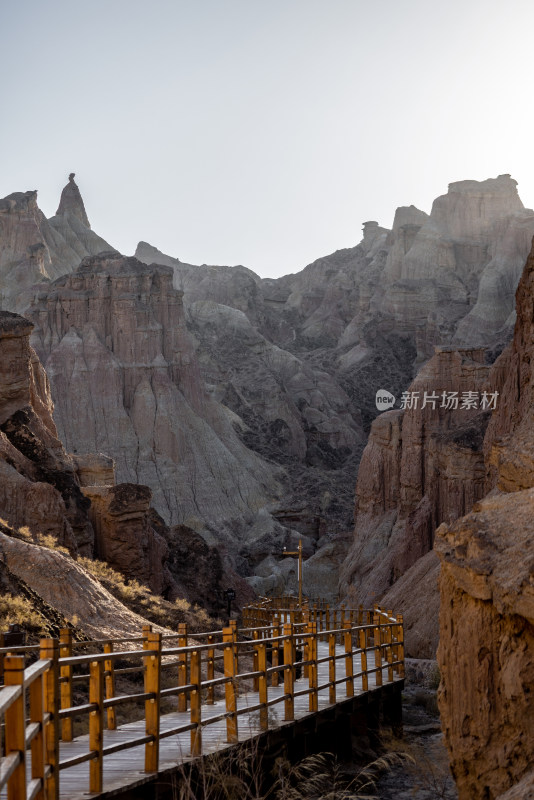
[0,605,404,799]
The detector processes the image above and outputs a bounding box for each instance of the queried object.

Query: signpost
[282,538,303,607]
[225,588,236,622]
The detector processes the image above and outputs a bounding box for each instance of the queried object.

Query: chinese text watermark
[399,390,498,410]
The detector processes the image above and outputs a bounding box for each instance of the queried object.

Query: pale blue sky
[2,0,533,277]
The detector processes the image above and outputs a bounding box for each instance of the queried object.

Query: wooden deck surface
[51,642,400,799]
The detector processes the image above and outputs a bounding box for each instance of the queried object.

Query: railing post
[104,641,117,729]
[142,623,153,644]
[230,620,239,675]
[272,615,280,687]
[374,614,383,687]
[40,638,59,800]
[283,623,294,721]
[29,662,45,800]
[89,659,104,793]
[258,642,268,731]
[178,623,188,712]
[59,628,73,742]
[308,622,318,712]
[253,629,259,692]
[223,628,238,743]
[359,627,368,692]
[387,624,394,682]
[144,631,162,773]
[0,631,4,683]
[328,632,336,704]
[303,616,310,680]
[343,621,354,697]
[397,614,405,678]
[4,655,26,800]
[190,649,202,756]
[206,634,215,704]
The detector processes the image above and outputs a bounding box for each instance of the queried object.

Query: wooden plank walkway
[55,642,398,799]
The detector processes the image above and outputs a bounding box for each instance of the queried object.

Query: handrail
[0,653,51,799]
[0,604,404,798]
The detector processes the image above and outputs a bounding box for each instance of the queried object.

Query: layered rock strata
[340,346,491,617]
[0,310,93,553]
[0,310,229,607]
[28,253,283,559]
[436,493,534,799]
[0,176,114,312]
[134,175,534,548]
[435,238,534,799]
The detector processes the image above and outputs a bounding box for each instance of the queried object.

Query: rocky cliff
[435,239,534,800]
[0,310,93,553]
[27,253,289,567]
[134,174,534,545]
[0,175,114,312]
[3,172,534,603]
[0,309,230,611]
[339,345,492,653]
[378,175,534,362]
[435,493,534,799]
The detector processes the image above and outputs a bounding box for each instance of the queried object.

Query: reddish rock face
[0,310,93,553]
[436,492,534,800]
[82,482,174,597]
[435,239,534,799]
[341,346,491,633]
[0,309,229,607]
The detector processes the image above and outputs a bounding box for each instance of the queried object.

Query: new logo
[375,389,396,411]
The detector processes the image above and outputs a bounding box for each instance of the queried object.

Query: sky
[2,0,534,278]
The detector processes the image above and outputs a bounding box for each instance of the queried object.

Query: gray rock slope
[1,173,533,599]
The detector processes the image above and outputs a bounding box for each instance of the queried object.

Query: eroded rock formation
[0,522,166,639]
[3,172,534,603]
[0,176,114,312]
[340,346,491,623]
[0,309,230,608]
[134,174,534,547]
[0,310,93,553]
[436,492,534,799]
[27,253,284,561]
[435,238,534,799]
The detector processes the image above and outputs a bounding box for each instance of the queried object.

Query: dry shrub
[0,593,47,635]
[78,557,215,633]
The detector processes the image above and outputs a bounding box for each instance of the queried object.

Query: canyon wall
[0,308,231,610]
[339,346,492,654]
[3,172,534,603]
[27,253,286,559]
[435,239,534,800]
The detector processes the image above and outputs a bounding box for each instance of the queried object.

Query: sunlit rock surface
[0,310,93,553]
[435,238,534,799]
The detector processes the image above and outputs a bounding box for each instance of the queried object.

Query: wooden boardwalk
[58,643,393,799]
[0,603,405,800]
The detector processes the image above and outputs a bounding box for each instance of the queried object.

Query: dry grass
[0,593,49,636]
[171,749,414,800]
[1,516,215,638]
[77,557,214,633]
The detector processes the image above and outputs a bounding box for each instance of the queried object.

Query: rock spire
[55,172,91,228]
